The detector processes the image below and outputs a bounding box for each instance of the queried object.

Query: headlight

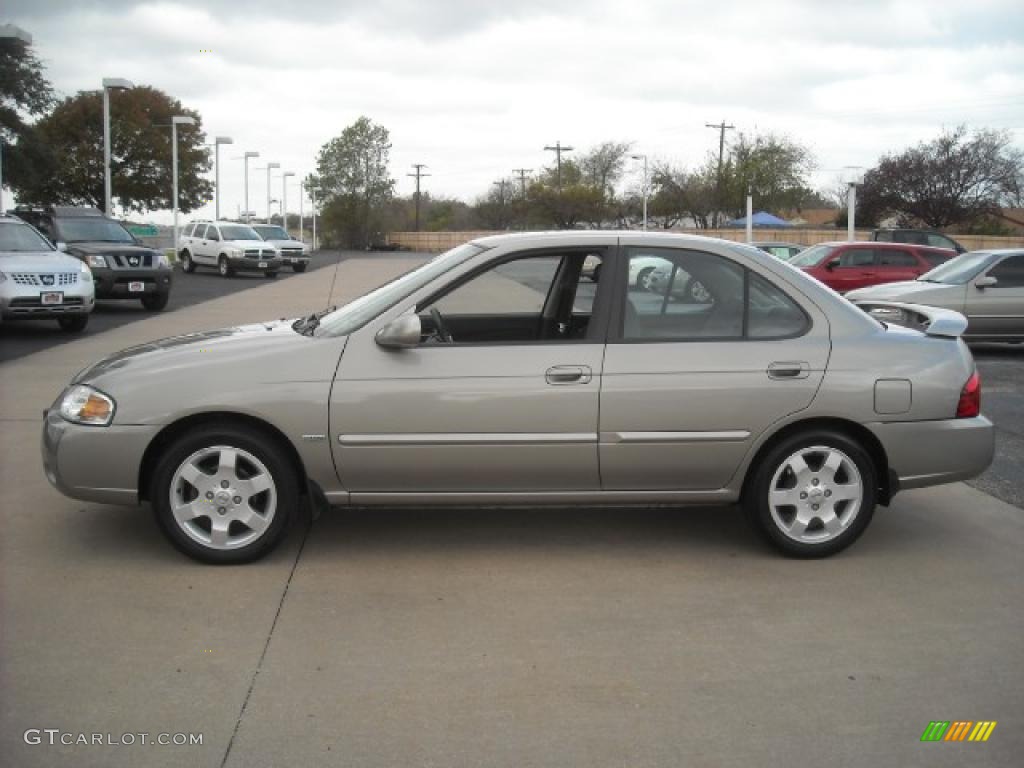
[0,271,7,283]
[155,252,171,269]
[79,262,93,277]
[86,254,108,268]
[229,248,244,258]
[59,385,115,426]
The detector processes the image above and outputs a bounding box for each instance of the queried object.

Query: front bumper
[279,252,309,266]
[228,256,283,272]
[41,408,158,505]
[1,283,95,320]
[91,268,173,299]
[868,416,995,490]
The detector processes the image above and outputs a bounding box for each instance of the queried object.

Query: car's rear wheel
[218,256,233,277]
[292,263,307,273]
[151,425,298,564]
[181,251,195,273]
[746,430,876,558]
[141,292,169,311]
[57,314,89,332]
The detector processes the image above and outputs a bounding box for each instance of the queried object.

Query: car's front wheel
[746,430,876,558]
[218,256,233,277]
[265,271,279,279]
[180,251,195,273]
[141,292,169,311]
[151,425,298,564]
[292,263,307,273]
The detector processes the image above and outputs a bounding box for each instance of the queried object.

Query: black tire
[218,255,233,277]
[292,263,307,273]
[181,251,196,273]
[744,430,876,558]
[150,424,299,564]
[265,271,279,279]
[57,314,89,332]
[635,266,654,290]
[141,292,169,311]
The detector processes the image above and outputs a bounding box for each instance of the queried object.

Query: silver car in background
[847,249,1024,343]
[42,232,994,563]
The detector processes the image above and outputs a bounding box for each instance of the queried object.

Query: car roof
[813,240,955,253]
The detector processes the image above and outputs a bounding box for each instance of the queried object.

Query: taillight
[956,371,981,418]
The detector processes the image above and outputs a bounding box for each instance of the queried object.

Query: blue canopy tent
[726,211,793,228]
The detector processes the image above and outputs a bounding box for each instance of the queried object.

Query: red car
[788,241,955,293]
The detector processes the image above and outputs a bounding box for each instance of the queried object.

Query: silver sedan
[42,232,994,563]
[846,249,1024,343]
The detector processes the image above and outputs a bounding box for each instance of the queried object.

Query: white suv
[179,221,282,278]
[0,215,95,332]
[251,224,310,273]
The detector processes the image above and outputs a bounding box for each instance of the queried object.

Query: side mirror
[375,314,422,349]
[975,275,998,289]
[56,242,67,252]
[824,258,839,271]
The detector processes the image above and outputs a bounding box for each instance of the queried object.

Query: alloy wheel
[767,445,863,544]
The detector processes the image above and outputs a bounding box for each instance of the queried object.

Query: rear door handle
[546,365,592,385]
[767,361,810,380]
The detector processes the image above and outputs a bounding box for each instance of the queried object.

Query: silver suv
[179,221,282,278]
[251,224,310,273]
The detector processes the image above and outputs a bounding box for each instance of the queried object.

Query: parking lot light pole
[299,182,304,244]
[102,78,134,215]
[281,171,295,235]
[171,116,195,259]
[309,187,320,251]
[265,162,280,223]
[631,154,648,230]
[843,166,865,242]
[213,136,233,220]
[243,151,259,223]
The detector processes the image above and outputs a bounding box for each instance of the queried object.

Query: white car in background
[251,224,310,273]
[0,214,95,332]
[178,221,282,278]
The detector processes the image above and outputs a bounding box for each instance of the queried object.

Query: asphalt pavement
[1,253,1022,767]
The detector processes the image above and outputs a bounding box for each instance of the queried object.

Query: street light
[842,166,865,242]
[242,151,259,223]
[102,77,134,215]
[308,186,320,251]
[281,171,295,235]
[631,154,649,231]
[213,136,233,220]
[171,115,195,259]
[265,162,280,222]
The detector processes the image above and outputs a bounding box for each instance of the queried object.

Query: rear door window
[875,249,916,267]
[837,248,876,267]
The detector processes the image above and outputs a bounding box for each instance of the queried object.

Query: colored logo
[921,721,997,742]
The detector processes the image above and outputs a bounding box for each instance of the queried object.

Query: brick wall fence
[386,229,1024,253]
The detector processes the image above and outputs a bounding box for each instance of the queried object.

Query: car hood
[0,251,86,271]
[262,239,304,249]
[845,280,958,302]
[64,241,153,256]
[226,239,279,251]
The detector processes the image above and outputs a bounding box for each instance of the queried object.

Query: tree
[857,126,1024,228]
[314,116,395,247]
[647,163,717,229]
[6,86,211,213]
[527,160,605,229]
[1,34,55,143]
[720,132,816,219]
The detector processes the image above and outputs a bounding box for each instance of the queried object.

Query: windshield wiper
[292,305,336,336]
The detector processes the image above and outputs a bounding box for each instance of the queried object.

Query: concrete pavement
[1,256,1021,767]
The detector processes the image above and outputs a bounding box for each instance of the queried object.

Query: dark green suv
[15,207,174,311]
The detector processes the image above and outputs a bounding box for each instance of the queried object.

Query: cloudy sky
[7,0,1024,223]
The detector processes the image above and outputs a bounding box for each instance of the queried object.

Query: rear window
[922,252,952,267]
[875,249,916,267]
[788,244,835,268]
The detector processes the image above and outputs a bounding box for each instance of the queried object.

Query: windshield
[316,242,486,337]
[56,217,135,243]
[219,225,262,241]
[917,252,996,285]
[788,244,834,268]
[0,223,56,253]
[253,226,289,240]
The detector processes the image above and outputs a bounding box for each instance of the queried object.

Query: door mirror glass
[974,275,998,289]
[56,242,67,252]
[375,314,422,348]
[825,258,839,270]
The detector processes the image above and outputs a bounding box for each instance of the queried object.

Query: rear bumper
[92,268,173,299]
[868,416,995,491]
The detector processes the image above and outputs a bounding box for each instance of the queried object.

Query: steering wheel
[430,307,453,343]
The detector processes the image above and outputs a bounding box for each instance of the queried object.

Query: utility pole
[705,120,735,227]
[407,163,430,231]
[512,168,532,199]
[493,179,508,228]
[543,141,574,192]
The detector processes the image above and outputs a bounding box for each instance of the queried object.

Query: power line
[543,141,574,192]
[407,163,430,231]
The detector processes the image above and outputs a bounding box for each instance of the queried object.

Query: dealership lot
[1,254,1022,767]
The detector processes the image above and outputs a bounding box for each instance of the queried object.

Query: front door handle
[546,365,592,385]
[767,361,810,380]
